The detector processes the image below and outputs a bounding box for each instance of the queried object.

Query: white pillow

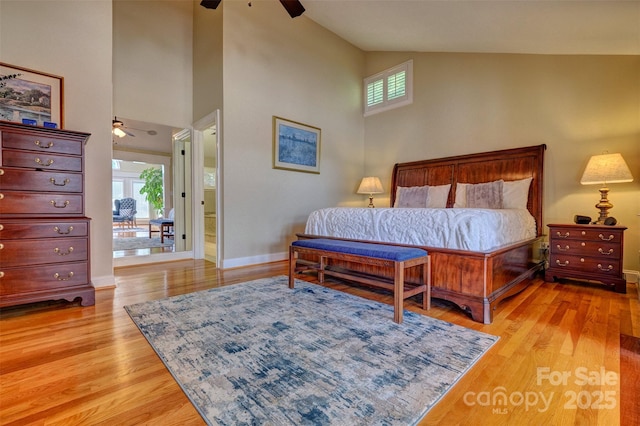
[426,184,451,208]
[454,178,532,209]
[503,177,532,209]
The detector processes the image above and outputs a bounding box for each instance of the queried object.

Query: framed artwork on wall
[273,116,321,174]
[0,62,64,128]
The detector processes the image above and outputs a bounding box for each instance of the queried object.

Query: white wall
[1,0,115,287]
[220,2,365,266]
[363,53,640,271]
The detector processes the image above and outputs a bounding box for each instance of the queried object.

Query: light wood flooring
[1,260,638,425]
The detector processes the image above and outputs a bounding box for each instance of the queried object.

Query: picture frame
[273,116,321,174]
[0,62,64,128]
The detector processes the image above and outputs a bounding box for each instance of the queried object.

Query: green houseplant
[139,167,164,216]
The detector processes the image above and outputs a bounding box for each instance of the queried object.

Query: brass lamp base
[367,196,375,208]
[593,186,612,224]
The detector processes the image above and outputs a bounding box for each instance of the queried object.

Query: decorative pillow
[394,185,430,208]
[465,180,504,209]
[503,177,532,209]
[453,183,470,208]
[425,184,451,208]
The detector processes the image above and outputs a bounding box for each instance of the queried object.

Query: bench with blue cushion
[289,238,430,323]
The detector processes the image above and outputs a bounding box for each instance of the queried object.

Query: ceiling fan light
[113,127,126,138]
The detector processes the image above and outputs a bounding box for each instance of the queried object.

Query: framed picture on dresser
[0,62,64,128]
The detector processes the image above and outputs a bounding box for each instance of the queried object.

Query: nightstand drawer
[0,237,88,267]
[2,149,82,172]
[550,240,621,259]
[550,226,623,243]
[549,254,621,275]
[0,262,89,295]
[0,220,88,239]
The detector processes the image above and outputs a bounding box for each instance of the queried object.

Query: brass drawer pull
[556,245,570,251]
[50,200,70,208]
[556,260,569,267]
[50,177,70,186]
[54,272,74,281]
[598,248,614,255]
[0,243,3,250]
[556,231,570,238]
[54,247,74,256]
[598,234,614,241]
[0,193,4,200]
[597,264,613,272]
[0,271,4,278]
[53,226,74,235]
[35,157,54,167]
[0,169,4,175]
[35,140,54,149]
[0,224,3,231]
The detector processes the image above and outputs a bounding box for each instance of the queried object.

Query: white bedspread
[304,208,537,252]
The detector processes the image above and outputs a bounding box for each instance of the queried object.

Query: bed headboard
[390,144,546,236]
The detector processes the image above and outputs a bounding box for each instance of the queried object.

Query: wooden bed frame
[297,144,547,324]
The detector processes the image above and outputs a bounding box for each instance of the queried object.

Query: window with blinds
[364,60,413,116]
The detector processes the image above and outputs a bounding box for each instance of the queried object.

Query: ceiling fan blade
[279,0,305,18]
[200,0,221,9]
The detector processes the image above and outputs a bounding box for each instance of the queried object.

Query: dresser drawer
[1,149,82,172]
[0,220,88,239]
[0,262,89,295]
[0,192,83,215]
[550,226,623,243]
[549,254,622,275]
[1,130,83,156]
[550,240,621,259]
[0,237,88,267]
[0,168,82,192]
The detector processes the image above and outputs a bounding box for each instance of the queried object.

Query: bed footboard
[296,234,545,324]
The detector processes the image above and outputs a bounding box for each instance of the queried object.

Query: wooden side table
[545,223,627,293]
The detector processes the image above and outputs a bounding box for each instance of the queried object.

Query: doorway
[193,111,220,265]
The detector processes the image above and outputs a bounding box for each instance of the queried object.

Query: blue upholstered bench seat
[291,238,427,261]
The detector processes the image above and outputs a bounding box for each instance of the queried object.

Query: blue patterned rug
[125,276,498,425]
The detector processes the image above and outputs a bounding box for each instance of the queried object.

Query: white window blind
[364,60,413,116]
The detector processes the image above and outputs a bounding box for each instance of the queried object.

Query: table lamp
[580,153,634,224]
[357,176,384,208]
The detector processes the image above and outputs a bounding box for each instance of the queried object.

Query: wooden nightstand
[545,223,627,293]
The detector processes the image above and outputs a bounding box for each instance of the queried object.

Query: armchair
[113,198,137,228]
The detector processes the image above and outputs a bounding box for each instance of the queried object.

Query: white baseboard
[222,251,288,269]
[92,274,116,289]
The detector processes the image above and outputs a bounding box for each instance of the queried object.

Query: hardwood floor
[1,260,638,425]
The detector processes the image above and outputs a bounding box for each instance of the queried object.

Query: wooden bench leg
[423,256,431,310]
[289,247,296,289]
[318,255,326,283]
[394,261,404,324]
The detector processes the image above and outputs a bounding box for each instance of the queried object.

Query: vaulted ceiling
[303,1,640,55]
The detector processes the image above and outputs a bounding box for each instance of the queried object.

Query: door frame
[192,110,221,265]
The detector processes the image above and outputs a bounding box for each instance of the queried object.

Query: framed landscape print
[273,116,321,174]
[0,62,64,127]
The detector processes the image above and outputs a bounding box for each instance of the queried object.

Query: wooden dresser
[545,223,627,293]
[0,121,94,307]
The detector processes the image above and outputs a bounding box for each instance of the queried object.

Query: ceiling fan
[112,117,158,138]
[200,0,305,18]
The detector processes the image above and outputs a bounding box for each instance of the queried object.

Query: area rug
[113,236,173,251]
[112,227,145,233]
[125,276,498,425]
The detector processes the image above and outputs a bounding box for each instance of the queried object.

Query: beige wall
[363,53,640,271]
[220,2,365,266]
[0,0,115,286]
[113,0,193,128]
[193,1,223,122]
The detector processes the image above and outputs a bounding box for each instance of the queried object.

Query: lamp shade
[357,176,384,194]
[580,153,634,185]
